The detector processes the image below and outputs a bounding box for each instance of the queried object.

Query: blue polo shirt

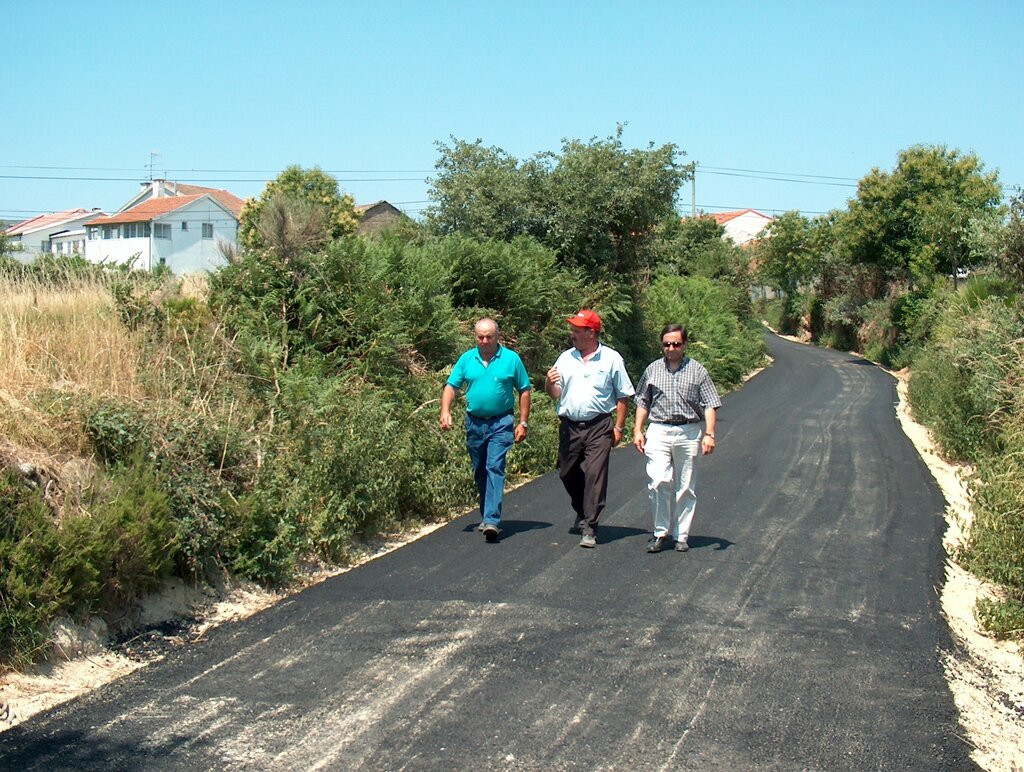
[447,345,531,418]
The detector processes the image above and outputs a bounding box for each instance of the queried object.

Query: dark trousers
[557,415,613,536]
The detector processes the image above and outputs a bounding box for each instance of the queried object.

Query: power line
[0,174,425,183]
[0,165,435,174]
[697,169,857,188]
[698,165,859,182]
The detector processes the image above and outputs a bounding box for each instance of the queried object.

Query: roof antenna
[148,151,162,180]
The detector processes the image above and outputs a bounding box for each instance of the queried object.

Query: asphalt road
[0,333,976,770]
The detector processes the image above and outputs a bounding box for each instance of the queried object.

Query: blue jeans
[465,413,514,527]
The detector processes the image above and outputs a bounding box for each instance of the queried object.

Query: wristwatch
[519,422,529,429]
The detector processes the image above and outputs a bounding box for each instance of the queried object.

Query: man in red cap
[545,309,635,547]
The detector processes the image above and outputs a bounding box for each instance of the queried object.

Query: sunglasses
[662,341,685,348]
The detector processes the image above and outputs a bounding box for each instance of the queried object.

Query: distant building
[711,209,773,246]
[84,180,246,273]
[4,208,107,259]
[355,200,406,235]
[50,228,89,256]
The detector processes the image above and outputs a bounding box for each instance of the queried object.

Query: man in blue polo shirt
[441,318,532,543]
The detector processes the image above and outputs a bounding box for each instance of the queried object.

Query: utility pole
[690,162,697,217]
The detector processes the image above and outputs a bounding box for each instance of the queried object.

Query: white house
[4,208,107,259]
[85,194,239,273]
[119,179,245,219]
[712,209,773,245]
[84,181,246,273]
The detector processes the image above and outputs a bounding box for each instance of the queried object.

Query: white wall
[152,198,236,273]
[723,212,772,245]
[51,231,87,255]
[84,233,150,269]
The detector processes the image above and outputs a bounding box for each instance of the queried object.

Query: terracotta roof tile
[171,184,246,217]
[90,195,205,226]
[5,208,95,236]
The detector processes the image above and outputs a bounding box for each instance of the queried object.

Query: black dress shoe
[646,536,668,553]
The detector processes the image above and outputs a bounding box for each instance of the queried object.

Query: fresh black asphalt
[0,333,977,770]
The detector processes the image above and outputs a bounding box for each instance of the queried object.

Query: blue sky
[3,0,1021,223]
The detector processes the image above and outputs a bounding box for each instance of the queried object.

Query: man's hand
[701,435,715,455]
[514,423,528,443]
[633,432,645,454]
[439,412,453,431]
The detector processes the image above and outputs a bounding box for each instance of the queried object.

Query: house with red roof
[5,208,107,258]
[711,209,773,245]
[84,180,245,273]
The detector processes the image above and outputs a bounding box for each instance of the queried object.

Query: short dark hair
[660,323,688,341]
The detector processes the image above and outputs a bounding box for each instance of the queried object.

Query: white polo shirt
[553,343,635,421]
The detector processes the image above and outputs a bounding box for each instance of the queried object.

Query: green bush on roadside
[908,291,1024,639]
[1,458,174,669]
[1,472,67,669]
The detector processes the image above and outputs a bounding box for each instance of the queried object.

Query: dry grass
[0,274,144,457]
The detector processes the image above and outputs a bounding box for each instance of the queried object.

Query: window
[88,226,99,240]
[202,222,213,239]
[123,223,151,238]
[41,240,52,253]
[181,221,188,231]
[154,223,171,239]
[101,225,118,239]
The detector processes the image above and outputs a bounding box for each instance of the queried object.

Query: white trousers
[644,422,701,541]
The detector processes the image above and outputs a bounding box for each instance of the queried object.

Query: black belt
[654,418,701,425]
[467,411,513,420]
[560,414,610,428]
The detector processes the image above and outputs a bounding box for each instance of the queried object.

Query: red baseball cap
[567,309,602,332]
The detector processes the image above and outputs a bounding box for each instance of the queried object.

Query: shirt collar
[572,342,602,360]
[662,355,689,372]
[475,344,503,363]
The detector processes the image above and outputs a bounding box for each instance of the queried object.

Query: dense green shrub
[431,234,587,378]
[1,472,67,669]
[64,459,176,613]
[909,292,1024,638]
[83,400,152,466]
[907,296,1020,461]
[1,459,175,668]
[967,450,1024,605]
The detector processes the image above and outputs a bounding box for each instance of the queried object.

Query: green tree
[239,166,359,255]
[426,138,545,241]
[835,145,1002,289]
[544,127,688,278]
[427,127,689,280]
[996,190,1024,288]
[755,210,817,331]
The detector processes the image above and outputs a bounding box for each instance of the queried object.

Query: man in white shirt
[545,309,635,548]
